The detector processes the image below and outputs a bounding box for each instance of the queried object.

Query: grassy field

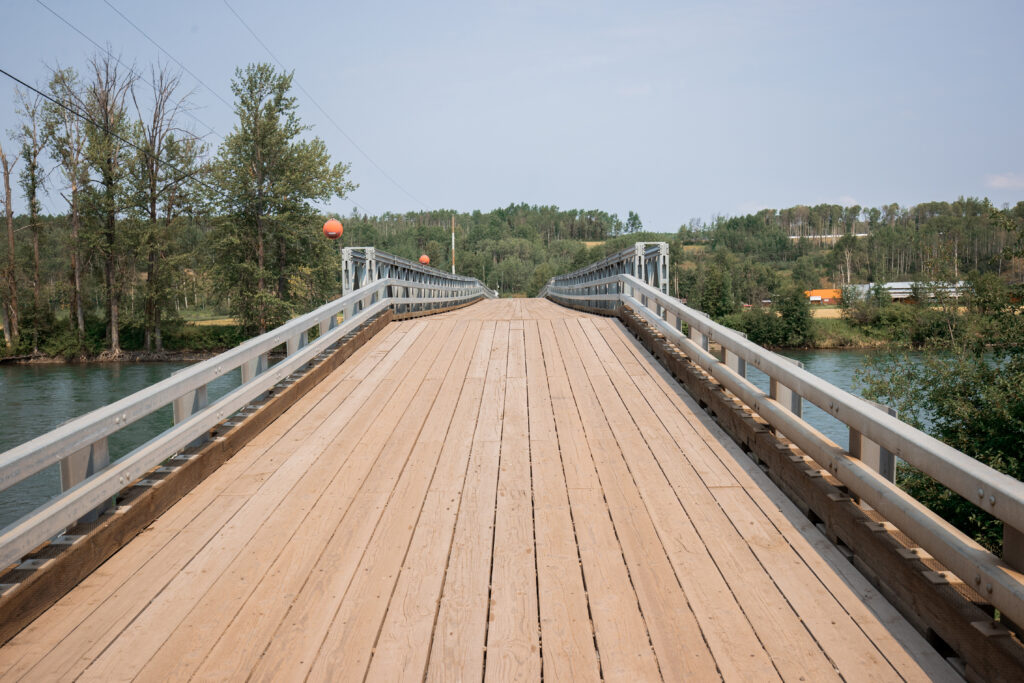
[810,306,842,319]
[187,317,239,326]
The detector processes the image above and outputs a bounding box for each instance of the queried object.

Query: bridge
[0,244,1022,681]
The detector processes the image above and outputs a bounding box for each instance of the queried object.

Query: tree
[42,66,88,337]
[82,52,137,354]
[0,139,18,348]
[858,235,1024,553]
[791,255,820,290]
[832,234,863,285]
[626,210,643,234]
[697,256,735,318]
[212,63,355,333]
[774,285,813,346]
[128,63,203,351]
[15,88,47,343]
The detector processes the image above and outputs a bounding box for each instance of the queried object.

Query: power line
[103,0,235,112]
[35,0,224,142]
[0,66,223,202]
[222,0,430,212]
[1,66,372,219]
[102,0,373,217]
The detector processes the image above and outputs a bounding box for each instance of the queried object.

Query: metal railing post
[173,384,209,424]
[769,356,803,418]
[287,330,307,356]
[723,331,747,378]
[241,353,269,384]
[59,437,110,522]
[849,401,896,483]
[688,312,709,352]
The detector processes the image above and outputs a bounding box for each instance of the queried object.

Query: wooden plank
[426,322,509,681]
[536,318,663,681]
[484,324,541,680]
[0,317,395,675]
[572,319,796,680]
[365,325,489,681]
[192,319,465,681]
[302,321,481,681]
[131,326,458,681]
[602,319,955,680]
[554,318,719,682]
[0,313,396,655]
[524,319,601,682]
[0,316,404,680]
[614,309,985,679]
[41,319,427,682]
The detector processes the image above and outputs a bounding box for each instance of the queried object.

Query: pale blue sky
[2,0,1022,230]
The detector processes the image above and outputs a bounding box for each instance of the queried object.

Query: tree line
[2,51,1022,361]
[0,55,352,357]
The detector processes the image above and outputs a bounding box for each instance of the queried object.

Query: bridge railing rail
[542,244,1024,630]
[0,250,494,570]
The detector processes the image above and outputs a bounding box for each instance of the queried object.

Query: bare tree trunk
[32,221,40,312]
[106,224,120,353]
[70,189,85,335]
[256,213,266,334]
[86,53,135,355]
[1,302,10,349]
[277,236,287,299]
[144,249,155,352]
[1,141,18,346]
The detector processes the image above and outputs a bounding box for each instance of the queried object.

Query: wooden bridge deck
[0,299,955,681]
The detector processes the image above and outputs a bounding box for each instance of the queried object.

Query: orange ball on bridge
[419,254,430,265]
[322,218,343,239]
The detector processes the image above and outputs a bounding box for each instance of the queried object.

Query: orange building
[804,288,842,304]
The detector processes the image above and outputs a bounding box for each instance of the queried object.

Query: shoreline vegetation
[0,298,1006,364]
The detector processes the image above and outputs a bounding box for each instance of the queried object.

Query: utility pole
[451,214,456,274]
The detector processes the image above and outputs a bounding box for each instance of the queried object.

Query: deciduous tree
[212,63,355,333]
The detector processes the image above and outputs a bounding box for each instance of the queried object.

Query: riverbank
[0,349,226,365]
[0,320,249,364]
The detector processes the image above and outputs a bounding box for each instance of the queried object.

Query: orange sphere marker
[323,218,343,239]
[419,254,430,265]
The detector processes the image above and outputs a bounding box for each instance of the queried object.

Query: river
[0,362,243,530]
[0,349,889,531]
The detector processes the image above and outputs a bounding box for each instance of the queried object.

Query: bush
[164,325,248,351]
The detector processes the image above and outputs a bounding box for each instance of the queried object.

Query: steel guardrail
[542,247,1024,629]
[0,250,494,569]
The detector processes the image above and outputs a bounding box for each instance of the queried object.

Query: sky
[1,0,1022,231]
